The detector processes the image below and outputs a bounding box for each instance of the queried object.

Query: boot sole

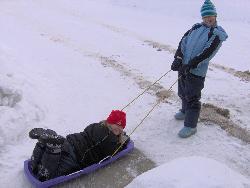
[29,128,57,139]
[39,135,65,145]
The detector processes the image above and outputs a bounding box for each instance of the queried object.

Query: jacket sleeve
[174,29,190,59]
[189,35,221,68]
[99,133,121,157]
[174,23,203,59]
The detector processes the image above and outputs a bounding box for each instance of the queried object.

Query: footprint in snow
[0,87,22,108]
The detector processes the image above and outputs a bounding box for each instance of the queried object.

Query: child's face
[109,124,123,136]
[202,16,216,27]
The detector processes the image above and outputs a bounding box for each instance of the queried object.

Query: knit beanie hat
[106,110,126,129]
[200,0,217,18]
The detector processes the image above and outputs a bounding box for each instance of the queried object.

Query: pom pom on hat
[106,110,126,129]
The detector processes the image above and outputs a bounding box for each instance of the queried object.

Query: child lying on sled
[29,110,130,181]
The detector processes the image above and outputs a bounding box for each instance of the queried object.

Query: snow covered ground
[0,0,249,187]
[126,156,250,188]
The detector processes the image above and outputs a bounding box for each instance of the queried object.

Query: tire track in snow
[39,32,174,103]
[200,103,250,143]
[211,64,250,82]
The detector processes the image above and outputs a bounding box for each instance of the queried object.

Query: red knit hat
[106,110,126,129]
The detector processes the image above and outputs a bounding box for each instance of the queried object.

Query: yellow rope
[121,70,172,111]
[112,75,181,157]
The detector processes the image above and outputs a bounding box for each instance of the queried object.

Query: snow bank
[126,156,250,188]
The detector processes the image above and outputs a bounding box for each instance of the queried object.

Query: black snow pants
[31,140,80,181]
[178,72,205,128]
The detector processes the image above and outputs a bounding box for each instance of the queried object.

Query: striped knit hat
[200,0,217,18]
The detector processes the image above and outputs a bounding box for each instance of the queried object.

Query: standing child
[171,0,228,138]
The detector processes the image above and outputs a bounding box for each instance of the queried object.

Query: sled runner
[24,140,134,188]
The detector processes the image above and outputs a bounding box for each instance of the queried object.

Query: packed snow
[126,156,250,188]
[0,0,249,187]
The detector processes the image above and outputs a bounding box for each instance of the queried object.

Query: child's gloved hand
[180,64,192,75]
[171,58,182,71]
[119,132,130,144]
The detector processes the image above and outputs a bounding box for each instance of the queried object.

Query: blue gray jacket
[175,22,228,77]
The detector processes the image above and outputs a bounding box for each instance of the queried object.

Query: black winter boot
[29,128,57,139]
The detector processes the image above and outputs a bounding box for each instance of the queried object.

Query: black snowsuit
[31,122,128,181]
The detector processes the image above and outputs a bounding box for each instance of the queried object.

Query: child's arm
[189,35,221,68]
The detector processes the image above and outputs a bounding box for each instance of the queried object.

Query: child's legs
[37,140,79,181]
[57,141,80,176]
[178,72,187,113]
[37,147,62,181]
[30,142,46,174]
[184,74,205,128]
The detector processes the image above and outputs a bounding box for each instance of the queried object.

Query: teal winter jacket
[175,23,228,77]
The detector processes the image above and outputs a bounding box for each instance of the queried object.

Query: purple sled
[24,140,134,188]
